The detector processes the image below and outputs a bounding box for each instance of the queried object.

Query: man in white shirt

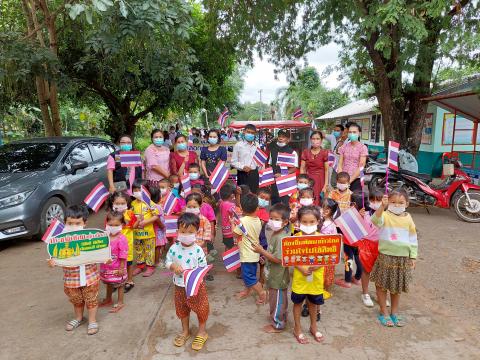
[231,124,260,193]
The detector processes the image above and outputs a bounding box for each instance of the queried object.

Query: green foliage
[234,101,271,121]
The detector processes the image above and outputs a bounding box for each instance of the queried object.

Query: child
[327,171,353,213]
[290,174,311,204]
[99,211,128,313]
[321,198,340,294]
[290,187,315,232]
[253,203,291,333]
[370,190,417,327]
[131,179,160,277]
[166,213,210,351]
[47,205,100,335]
[148,186,167,269]
[292,206,326,344]
[188,163,205,187]
[233,193,266,304]
[257,188,272,285]
[159,178,185,215]
[192,184,217,252]
[107,191,136,292]
[219,183,237,251]
[169,174,181,198]
[184,193,214,281]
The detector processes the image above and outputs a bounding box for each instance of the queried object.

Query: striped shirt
[63,264,99,288]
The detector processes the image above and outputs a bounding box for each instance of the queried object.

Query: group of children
[48,167,418,348]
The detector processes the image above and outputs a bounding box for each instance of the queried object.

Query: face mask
[189,172,200,181]
[297,183,309,190]
[244,133,255,142]
[120,144,132,151]
[311,140,321,148]
[337,183,349,191]
[153,138,164,146]
[160,188,168,195]
[388,205,406,215]
[369,202,381,210]
[177,143,187,151]
[106,225,122,235]
[333,131,341,138]
[63,225,83,233]
[208,137,218,145]
[133,191,142,199]
[113,204,128,212]
[300,224,318,235]
[299,198,314,206]
[348,133,359,141]
[178,233,196,245]
[173,183,180,189]
[268,219,283,231]
[258,198,269,208]
[185,207,200,214]
[277,142,286,147]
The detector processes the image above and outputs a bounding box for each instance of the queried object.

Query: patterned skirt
[370,253,413,294]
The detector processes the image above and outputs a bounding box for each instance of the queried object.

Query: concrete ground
[1,207,479,360]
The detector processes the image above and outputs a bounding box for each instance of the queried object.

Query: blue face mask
[153,138,164,146]
[297,183,309,190]
[177,143,187,151]
[348,133,359,142]
[258,198,270,208]
[333,131,341,138]
[189,172,200,180]
[208,137,218,145]
[244,133,255,142]
[120,144,132,151]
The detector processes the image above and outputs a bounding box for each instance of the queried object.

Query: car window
[66,143,93,165]
[89,142,113,161]
[0,143,66,172]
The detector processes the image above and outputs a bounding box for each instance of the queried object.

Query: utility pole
[259,89,263,121]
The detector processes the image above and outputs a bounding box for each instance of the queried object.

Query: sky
[239,42,342,104]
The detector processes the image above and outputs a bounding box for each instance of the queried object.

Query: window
[66,143,93,165]
[421,113,433,145]
[442,113,475,145]
[0,143,66,172]
[89,142,113,161]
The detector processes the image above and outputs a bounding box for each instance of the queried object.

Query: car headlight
[0,190,34,209]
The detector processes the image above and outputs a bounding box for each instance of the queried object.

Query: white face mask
[300,224,318,235]
[369,202,381,210]
[113,204,128,213]
[267,219,283,231]
[106,225,123,235]
[388,205,406,215]
[133,191,142,199]
[277,142,287,147]
[160,188,168,195]
[177,233,196,245]
[63,225,83,233]
[337,183,349,191]
[185,207,200,215]
[299,198,314,206]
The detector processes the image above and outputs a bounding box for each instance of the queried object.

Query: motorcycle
[369,158,480,223]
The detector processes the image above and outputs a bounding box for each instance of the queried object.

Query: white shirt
[165,242,207,287]
[268,150,299,167]
[231,140,258,170]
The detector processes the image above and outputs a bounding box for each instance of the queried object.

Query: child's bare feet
[263,324,283,333]
[98,299,113,307]
[236,288,251,299]
[256,290,267,305]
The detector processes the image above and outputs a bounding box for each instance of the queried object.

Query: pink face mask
[311,139,322,148]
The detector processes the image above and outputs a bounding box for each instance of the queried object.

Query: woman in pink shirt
[169,134,198,176]
[337,122,368,192]
[144,129,171,187]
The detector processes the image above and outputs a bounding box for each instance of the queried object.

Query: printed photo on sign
[281,235,342,267]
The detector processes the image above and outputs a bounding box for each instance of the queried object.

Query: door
[63,142,96,205]
[88,141,115,186]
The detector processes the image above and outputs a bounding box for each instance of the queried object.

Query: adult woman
[200,129,228,177]
[300,131,329,205]
[144,129,171,187]
[169,134,198,176]
[107,134,143,194]
[337,122,368,192]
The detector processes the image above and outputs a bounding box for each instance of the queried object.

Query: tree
[234,101,270,121]
[206,0,480,154]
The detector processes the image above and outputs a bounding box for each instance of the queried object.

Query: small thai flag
[183,265,213,298]
[140,185,152,206]
[360,167,365,188]
[217,108,230,127]
[275,173,297,197]
[229,209,248,235]
[280,166,289,176]
[84,182,109,213]
[41,218,65,243]
[165,215,178,237]
[181,174,192,196]
[388,141,400,171]
[293,107,303,120]
[277,152,296,167]
[222,246,241,272]
[119,151,142,168]
[209,161,229,194]
[163,190,178,215]
[334,207,368,245]
[253,147,268,167]
[259,168,275,188]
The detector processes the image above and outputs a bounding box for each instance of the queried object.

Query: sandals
[377,314,394,327]
[87,322,99,335]
[390,314,406,327]
[124,282,135,293]
[174,333,191,347]
[65,318,84,331]
[109,303,125,313]
[293,332,309,344]
[310,328,324,343]
[191,335,208,351]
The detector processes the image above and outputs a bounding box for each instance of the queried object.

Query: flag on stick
[253,147,268,167]
[280,166,289,176]
[84,183,109,212]
[140,185,152,206]
[388,141,400,171]
[183,265,213,298]
[163,191,179,215]
[209,161,229,194]
[180,175,192,196]
[217,108,230,127]
[293,107,303,120]
[222,247,241,272]
[259,168,275,187]
[229,209,248,235]
[277,152,296,167]
[275,173,297,197]
[119,151,142,167]
[41,218,65,243]
[334,208,368,245]
[165,215,179,237]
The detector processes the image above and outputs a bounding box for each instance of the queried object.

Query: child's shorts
[241,262,258,288]
[174,283,209,322]
[290,292,324,305]
[64,282,99,309]
[222,237,234,249]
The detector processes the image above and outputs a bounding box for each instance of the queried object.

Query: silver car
[0,137,115,241]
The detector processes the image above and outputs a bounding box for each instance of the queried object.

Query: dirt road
[1,207,479,360]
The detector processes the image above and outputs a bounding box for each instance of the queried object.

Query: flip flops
[124,282,135,293]
[377,314,394,327]
[390,314,406,327]
[174,334,191,347]
[309,328,324,343]
[293,332,309,344]
[87,322,99,335]
[109,303,125,313]
[65,318,84,331]
[191,335,208,351]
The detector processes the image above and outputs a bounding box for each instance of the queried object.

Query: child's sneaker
[361,294,374,307]
[143,266,156,277]
[334,279,352,288]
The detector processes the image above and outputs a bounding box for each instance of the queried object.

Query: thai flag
[277,152,296,167]
[217,108,230,127]
[140,185,152,205]
[222,247,241,272]
[181,174,192,196]
[165,215,178,237]
[259,168,275,187]
[41,218,65,243]
[119,151,142,168]
[163,191,178,215]
[280,166,289,175]
[84,182,109,213]
[388,141,400,171]
[229,209,248,235]
[360,166,365,188]
[209,161,229,194]
[275,173,297,197]
[253,147,268,167]
[293,107,303,120]
[334,207,369,245]
[183,265,213,298]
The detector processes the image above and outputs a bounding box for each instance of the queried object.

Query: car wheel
[40,197,66,235]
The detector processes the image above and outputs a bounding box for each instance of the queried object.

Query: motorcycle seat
[399,169,432,182]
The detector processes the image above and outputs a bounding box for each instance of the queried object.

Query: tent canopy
[422,91,480,123]
[228,120,311,130]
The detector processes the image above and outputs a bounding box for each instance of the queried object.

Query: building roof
[316,98,378,121]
